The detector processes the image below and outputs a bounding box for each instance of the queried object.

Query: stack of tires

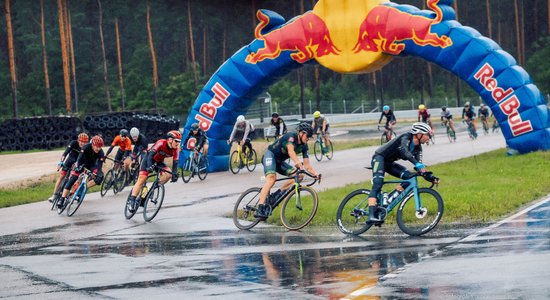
[0,116,83,151]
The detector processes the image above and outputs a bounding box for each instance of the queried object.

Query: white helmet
[411,122,432,135]
[236,115,245,122]
[130,127,140,138]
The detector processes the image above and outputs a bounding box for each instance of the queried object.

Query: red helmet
[91,135,104,147]
[78,133,89,143]
[167,130,182,140]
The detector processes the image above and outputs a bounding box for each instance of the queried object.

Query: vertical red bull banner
[182,0,549,171]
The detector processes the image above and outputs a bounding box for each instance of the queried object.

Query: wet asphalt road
[1,131,549,299]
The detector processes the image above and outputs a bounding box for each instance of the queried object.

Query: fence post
[343,99,346,114]
[330,102,333,114]
[411,98,414,110]
[309,99,312,115]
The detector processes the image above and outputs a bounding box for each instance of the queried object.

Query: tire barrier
[0,113,180,152]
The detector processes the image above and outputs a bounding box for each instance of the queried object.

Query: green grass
[309,149,550,226]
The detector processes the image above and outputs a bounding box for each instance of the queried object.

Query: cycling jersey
[418,109,431,122]
[267,132,309,161]
[478,107,490,118]
[440,110,453,120]
[374,133,422,165]
[379,110,396,125]
[270,117,287,136]
[131,134,149,156]
[75,143,105,171]
[462,108,476,119]
[60,140,82,171]
[183,129,208,151]
[229,120,255,142]
[106,135,132,161]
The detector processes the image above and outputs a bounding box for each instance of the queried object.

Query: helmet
[441,106,447,111]
[313,111,321,118]
[120,129,129,137]
[190,123,199,131]
[271,112,279,118]
[167,130,182,140]
[130,127,140,138]
[91,135,104,147]
[78,133,89,143]
[418,104,425,110]
[464,101,470,107]
[383,105,390,111]
[480,103,485,107]
[236,115,245,122]
[411,122,432,135]
[297,122,314,137]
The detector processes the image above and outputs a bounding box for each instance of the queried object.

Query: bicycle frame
[269,170,318,209]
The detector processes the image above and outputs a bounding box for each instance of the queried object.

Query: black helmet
[442,106,447,111]
[271,112,279,117]
[120,129,129,137]
[297,122,313,137]
[190,123,199,131]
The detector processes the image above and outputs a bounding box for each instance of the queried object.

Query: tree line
[1,0,549,120]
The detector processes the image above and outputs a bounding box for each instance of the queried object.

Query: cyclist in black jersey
[129,127,148,166]
[367,122,435,222]
[255,122,320,219]
[183,123,209,157]
[462,102,477,131]
[478,103,490,131]
[379,105,397,140]
[270,112,287,138]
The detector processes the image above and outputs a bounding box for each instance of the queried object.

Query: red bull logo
[245,10,341,64]
[353,0,452,55]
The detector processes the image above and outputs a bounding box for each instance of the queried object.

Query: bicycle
[229,141,257,174]
[441,121,456,143]
[100,157,126,196]
[57,168,96,217]
[463,119,478,140]
[480,116,490,135]
[233,170,321,231]
[336,169,443,236]
[124,165,176,222]
[492,119,500,133]
[181,150,209,183]
[126,152,144,186]
[378,125,396,145]
[50,171,69,211]
[313,133,333,161]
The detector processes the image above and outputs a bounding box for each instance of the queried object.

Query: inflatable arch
[181,0,550,171]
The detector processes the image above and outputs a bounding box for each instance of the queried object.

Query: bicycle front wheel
[124,193,138,220]
[143,183,165,222]
[280,186,318,231]
[396,188,444,236]
[313,140,323,161]
[100,169,115,197]
[246,149,257,172]
[181,157,193,183]
[325,141,334,160]
[67,186,86,217]
[336,189,373,235]
[229,150,241,174]
[380,132,388,145]
[197,157,209,181]
[232,187,262,230]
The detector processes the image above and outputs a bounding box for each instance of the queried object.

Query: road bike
[181,150,209,182]
[57,168,96,217]
[480,115,490,135]
[313,133,333,161]
[50,171,69,211]
[492,119,500,133]
[378,125,396,145]
[125,151,144,186]
[233,170,321,231]
[336,169,443,236]
[463,119,478,140]
[441,120,456,142]
[229,141,257,174]
[124,165,176,222]
[100,157,126,196]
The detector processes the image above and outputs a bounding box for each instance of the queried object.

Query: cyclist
[126,130,181,213]
[255,122,320,219]
[105,129,132,171]
[478,103,490,131]
[417,104,434,132]
[378,105,397,141]
[366,122,435,222]
[129,127,148,165]
[48,133,89,202]
[440,106,456,133]
[57,135,105,208]
[462,102,478,136]
[270,112,287,138]
[311,111,332,157]
[227,115,255,159]
[183,123,209,157]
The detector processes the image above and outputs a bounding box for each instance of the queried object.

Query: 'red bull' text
[195,82,230,131]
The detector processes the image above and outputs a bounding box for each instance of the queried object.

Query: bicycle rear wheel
[143,183,165,222]
[280,186,318,231]
[67,185,86,217]
[100,169,115,197]
[396,188,444,236]
[181,157,193,183]
[229,150,241,174]
[198,157,209,180]
[246,149,257,172]
[336,189,373,235]
[232,187,262,230]
[114,170,127,193]
[380,132,388,145]
[124,193,139,219]
[313,140,323,161]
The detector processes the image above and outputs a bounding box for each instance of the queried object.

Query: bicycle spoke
[280,186,318,231]
[233,187,262,230]
[336,189,373,235]
[143,184,165,222]
[396,188,444,236]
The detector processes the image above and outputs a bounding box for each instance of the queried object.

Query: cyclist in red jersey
[417,104,434,133]
[126,130,181,213]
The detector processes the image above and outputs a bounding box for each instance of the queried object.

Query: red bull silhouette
[353,0,452,55]
[246,10,341,64]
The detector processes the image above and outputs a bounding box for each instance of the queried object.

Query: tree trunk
[115,18,125,110]
[514,0,521,63]
[486,0,492,38]
[222,27,227,62]
[299,69,305,118]
[456,77,462,107]
[314,65,320,110]
[97,0,112,112]
[147,2,158,112]
[187,0,198,90]
[520,0,525,66]
[454,2,459,20]
[57,0,71,113]
[203,26,207,76]
[5,0,18,118]
[251,0,256,33]
[40,0,52,115]
[67,7,79,112]
[548,0,550,37]
[426,63,433,105]
[379,70,385,106]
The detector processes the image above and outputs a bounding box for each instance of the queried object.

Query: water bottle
[382,192,389,206]
[141,186,149,199]
[386,190,399,205]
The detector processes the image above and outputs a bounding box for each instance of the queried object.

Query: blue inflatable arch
[181,0,550,171]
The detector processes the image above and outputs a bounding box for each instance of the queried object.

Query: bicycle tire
[198,156,209,181]
[51,176,68,211]
[181,157,193,183]
[67,185,86,217]
[143,183,165,222]
[57,178,79,215]
[232,187,262,230]
[100,169,115,197]
[124,193,138,219]
[336,189,373,235]
[396,188,444,236]
[229,150,241,174]
[314,140,323,161]
[483,121,489,135]
[246,149,257,172]
[113,170,126,193]
[117,169,130,192]
[280,186,318,231]
[380,132,388,145]
[325,141,334,160]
